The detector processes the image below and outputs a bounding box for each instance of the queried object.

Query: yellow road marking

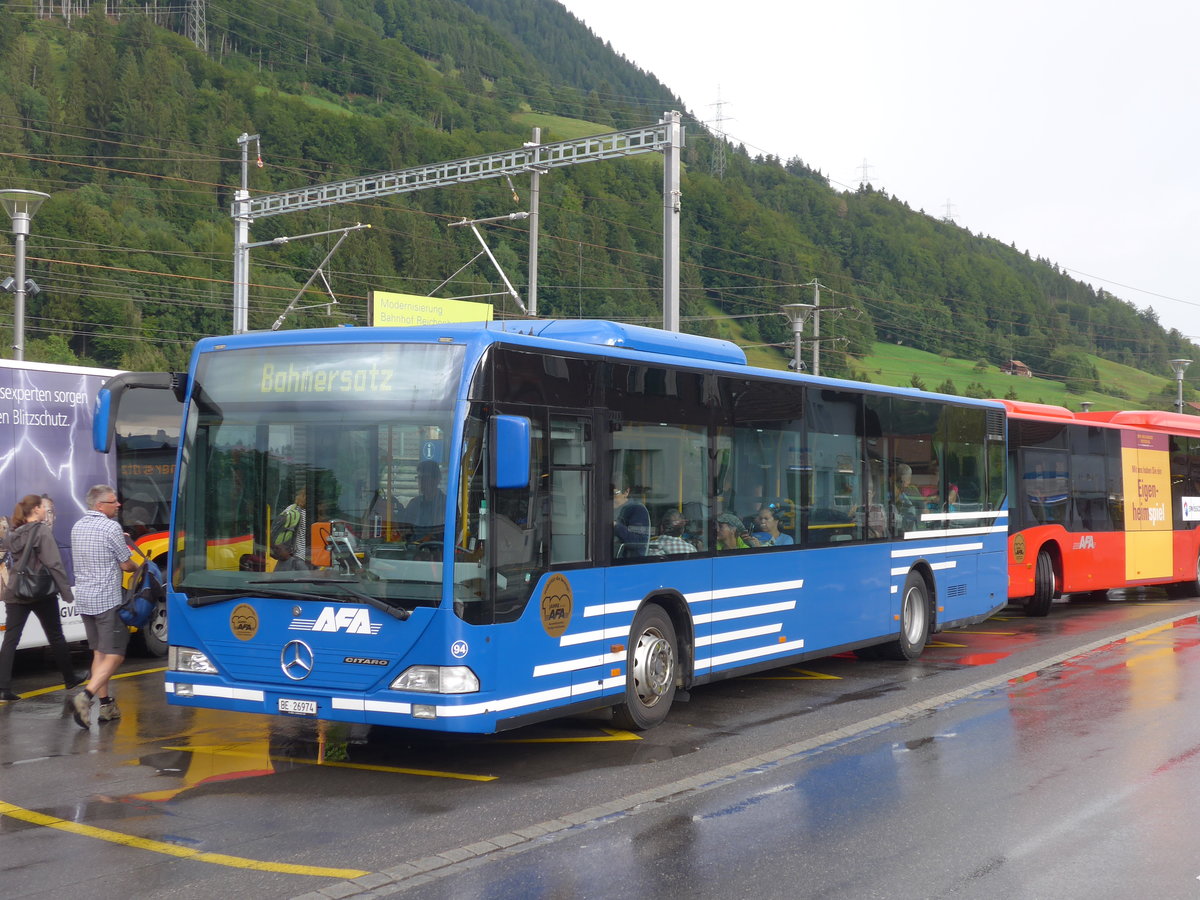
[753,668,841,680]
[0,800,370,878]
[161,744,497,781]
[13,667,168,700]
[1125,646,1175,667]
[500,727,642,743]
[1127,621,1183,643]
[927,640,967,648]
[952,630,1017,635]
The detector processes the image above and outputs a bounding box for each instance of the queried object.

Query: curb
[295,609,1200,899]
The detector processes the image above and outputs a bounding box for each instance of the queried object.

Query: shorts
[82,606,130,656]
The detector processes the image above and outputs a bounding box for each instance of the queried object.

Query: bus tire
[1167,551,1200,598]
[1025,551,1055,617]
[878,571,930,661]
[612,604,678,731]
[130,599,168,658]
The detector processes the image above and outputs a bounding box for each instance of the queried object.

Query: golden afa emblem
[230,603,259,641]
[540,573,573,638]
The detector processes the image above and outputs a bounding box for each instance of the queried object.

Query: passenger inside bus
[612,480,650,557]
[850,460,887,538]
[752,504,793,545]
[650,509,697,556]
[893,463,922,529]
[681,500,706,550]
[714,512,761,550]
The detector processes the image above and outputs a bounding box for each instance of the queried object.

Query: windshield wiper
[187,587,323,608]
[187,583,410,620]
[249,577,411,620]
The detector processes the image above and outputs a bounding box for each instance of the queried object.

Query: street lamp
[782,303,815,372]
[1170,359,1191,413]
[0,189,50,360]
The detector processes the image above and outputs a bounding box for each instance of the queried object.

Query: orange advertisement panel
[1122,430,1171,581]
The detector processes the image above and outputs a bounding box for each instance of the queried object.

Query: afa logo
[231,603,259,641]
[540,573,573,638]
[1072,535,1096,551]
[290,606,382,635]
[1011,534,1026,564]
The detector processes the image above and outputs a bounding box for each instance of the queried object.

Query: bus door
[1121,430,1173,583]
[470,407,607,702]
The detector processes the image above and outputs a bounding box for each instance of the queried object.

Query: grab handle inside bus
[493,414,531,489]
[93,371,187,453]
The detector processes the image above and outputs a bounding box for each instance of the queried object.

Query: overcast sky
[558,0,1200,348]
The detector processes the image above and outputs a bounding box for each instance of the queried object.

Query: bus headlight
[169,645,218,675]
[391,665,479,694]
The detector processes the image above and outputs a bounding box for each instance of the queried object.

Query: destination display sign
[196,342,465,409]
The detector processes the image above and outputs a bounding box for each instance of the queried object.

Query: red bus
[1003,399,1200,615]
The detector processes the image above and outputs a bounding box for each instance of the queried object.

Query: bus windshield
[174,341,467,611]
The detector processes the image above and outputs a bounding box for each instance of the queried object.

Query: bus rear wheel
[612,605,678,731]
[1024,550,1055,617]
[1167,550,1200,599]
[878,571,930,661]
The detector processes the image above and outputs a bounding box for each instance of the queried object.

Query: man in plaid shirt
[68,485,136,728]
[651,509,698,556]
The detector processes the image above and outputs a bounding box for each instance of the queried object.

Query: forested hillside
[0,0,1192,406]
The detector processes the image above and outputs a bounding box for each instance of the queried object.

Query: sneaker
[71,690,93,728]
[0,688,20,702]
[65,671,90,690]
[98,698,121,722]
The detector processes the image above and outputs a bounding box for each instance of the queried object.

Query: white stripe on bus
[163,682,265,702]
[695,638,807,670]
[533,651,626,678]
[890,560,958,576]
[693,600,797,625]
[694,623,784,647]
[892,542,983,558]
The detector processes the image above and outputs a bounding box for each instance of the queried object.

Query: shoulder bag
[11,524,56,601]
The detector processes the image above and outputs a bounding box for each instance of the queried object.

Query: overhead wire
[0,8,1189,377]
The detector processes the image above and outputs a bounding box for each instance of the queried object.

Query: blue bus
[96,320,1008,732]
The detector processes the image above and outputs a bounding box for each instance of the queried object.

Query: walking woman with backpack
[0,494,87,701]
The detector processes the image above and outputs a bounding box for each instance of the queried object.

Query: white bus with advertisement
[0,359,177,655]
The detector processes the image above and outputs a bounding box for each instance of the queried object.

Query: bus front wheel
[130,597,168,657]
[612,605,678,731]
[1025,550,1055,617]
[878,571,930,660]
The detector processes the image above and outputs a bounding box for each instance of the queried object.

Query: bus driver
[405,460,446,542]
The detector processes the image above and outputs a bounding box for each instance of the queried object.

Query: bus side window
[550,416,592,565]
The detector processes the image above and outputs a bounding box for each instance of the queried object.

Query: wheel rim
[901,584,926,644]
[630,626,674,708]
[150,603,168,641]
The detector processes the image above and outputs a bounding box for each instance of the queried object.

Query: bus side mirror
[93,388,114,452]
[493,415,531,489]
[93,371,187,453]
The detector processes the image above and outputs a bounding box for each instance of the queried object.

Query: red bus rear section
[1002,401,1200,615]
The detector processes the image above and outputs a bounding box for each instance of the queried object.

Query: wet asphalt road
[2,593,1199,900]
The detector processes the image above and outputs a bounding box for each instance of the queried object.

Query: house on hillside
[1002,359,1032,378]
